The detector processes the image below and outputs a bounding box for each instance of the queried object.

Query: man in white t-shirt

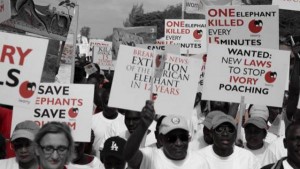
[91,84,124,157]
[123,101,209,169]
[0,120,40,169]
[261,121,300,169]
[198,114,261,169]
[243,117,269,165]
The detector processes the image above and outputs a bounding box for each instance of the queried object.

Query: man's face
[245,124,266,149]
[103,156,126,169]
[125,111,141,133]
[160,129,189,160]
[284,124,300,166]
[36,133,69,169]
[212,123,236,151]
[12,138,35,163]
[73,142,85,162]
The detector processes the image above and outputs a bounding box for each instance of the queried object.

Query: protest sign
[0,32,48,107]
[202,44,290,107]
[164,19,207,55]
[185,0,205,14]
[11,83,94,142]
[108,45,201,117]
[206,5,279,49]
[136,44,181,55]
[0,0,11,23]
[273,0,300,11]
[1,0,75,41]
[92,41,114,70]
[112,28,144,60]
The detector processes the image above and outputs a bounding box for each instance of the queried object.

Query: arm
[123,100,155,169]
[286,39,300,121]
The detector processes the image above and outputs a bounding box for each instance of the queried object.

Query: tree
[123,4,144,27]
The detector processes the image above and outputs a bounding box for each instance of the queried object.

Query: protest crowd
[1,0,300,169]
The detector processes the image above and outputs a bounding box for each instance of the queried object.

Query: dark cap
[102,136,126,160]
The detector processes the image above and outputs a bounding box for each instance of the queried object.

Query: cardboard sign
[0,32,48,107]
[112,28,144,60]
[202,44,290,107]
[92,41,114,70]
[108,45,201,117]
[11,83,94,142]
[273,0,300,11]
[206,5,279,49]
[185,0,205,14]
[0,0,11,23]
[120,26,157,44]
[1,0,75,41]
[164,19,207,55]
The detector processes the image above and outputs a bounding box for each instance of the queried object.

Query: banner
[121,26,157,44]
[136,44,181,55]
[92,41,114,70]
[206,5,279,49]
[0,32,48,107]
[273,0,300,11]
[108,45,201,117]
[112,28,144,60]
[202,44,290,107]
[0,0,11,23]
[1,0,75,41]
[164,19,207,55]
[11,83,94,142]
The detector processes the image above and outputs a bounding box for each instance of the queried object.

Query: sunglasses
[214,125,236,135]
[165,134,189,143]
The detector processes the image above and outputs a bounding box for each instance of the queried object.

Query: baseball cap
[244,117,268,130]
[11,120,40,141]
[102,136,126,160]
[249,105,269,121]
[159,115,189,135]
[212,114,236,129]
[203,111,225,129]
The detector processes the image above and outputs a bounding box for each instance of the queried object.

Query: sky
[75,0,182,39]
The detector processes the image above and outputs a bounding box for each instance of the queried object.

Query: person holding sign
[0,120,40,169]
[123,101,209,169]
[198,114,261,169]
[34,122,74,169]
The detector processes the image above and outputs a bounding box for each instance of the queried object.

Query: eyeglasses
[214,125,236,135]
[165,134,189,143]
[39,145,69,156]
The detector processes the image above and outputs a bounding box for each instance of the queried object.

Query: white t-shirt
[140,147,209,169]
[198,145,261,169]
[67,157,102,169]
[0,158,19,169]
[92,112,124,152]
[243,141,269,165]
[261,136,287,166]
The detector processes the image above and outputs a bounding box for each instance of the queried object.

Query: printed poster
[11,83,94,142]
[202,44,290,107]
[109,45,201,117]
[206,5,279,49]
[164,19,207,55]
[0,32,48,107]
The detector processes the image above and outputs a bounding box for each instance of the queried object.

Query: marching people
[123,101,209,169]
